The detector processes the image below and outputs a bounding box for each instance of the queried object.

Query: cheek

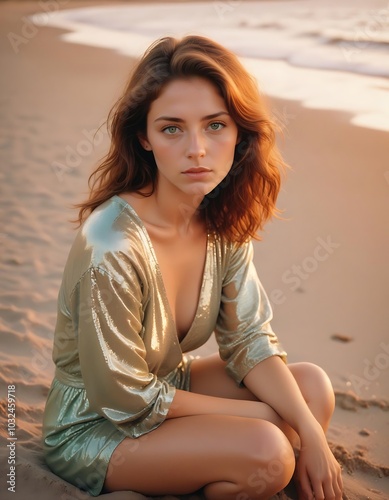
[218,137,238,161]
[152,141,177,161]
[219,130,238,148]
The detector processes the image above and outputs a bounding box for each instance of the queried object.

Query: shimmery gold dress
[42,195,286,496]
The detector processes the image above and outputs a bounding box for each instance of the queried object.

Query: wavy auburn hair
[76,35,286,244]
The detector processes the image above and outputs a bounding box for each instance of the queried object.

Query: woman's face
[139,77,239,201]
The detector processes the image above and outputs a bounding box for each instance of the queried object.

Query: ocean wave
[30,1,389,79]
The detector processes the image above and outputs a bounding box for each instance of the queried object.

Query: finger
[297,470,314,500]
[296,481,308,500]
[336,469,344,498]
[312,478,325,500]
[322,479,336,500]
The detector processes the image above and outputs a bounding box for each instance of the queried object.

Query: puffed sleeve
[215,241,287,385]
[71,259,175,438]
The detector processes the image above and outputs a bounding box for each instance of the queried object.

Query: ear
[138,134,152,151]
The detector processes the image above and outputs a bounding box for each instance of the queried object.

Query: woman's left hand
[294,424,343,500]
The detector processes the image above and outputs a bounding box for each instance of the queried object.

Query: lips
[182,167,211,174]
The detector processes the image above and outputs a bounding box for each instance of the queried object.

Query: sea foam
[30,0,389,132]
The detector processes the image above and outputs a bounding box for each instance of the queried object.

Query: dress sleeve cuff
[116,382,176,438]
[225,339,287,386]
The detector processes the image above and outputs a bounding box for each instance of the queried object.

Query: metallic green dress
[42,195,286,496]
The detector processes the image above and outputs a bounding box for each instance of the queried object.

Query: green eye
[209,122,224,131]
[163,126,178,134]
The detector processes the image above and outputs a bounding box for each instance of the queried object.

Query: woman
[43,36,342,499]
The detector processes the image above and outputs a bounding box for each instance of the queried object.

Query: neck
[130,180,206,237]
[152,184,204,236]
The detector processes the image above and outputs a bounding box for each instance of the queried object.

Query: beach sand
[0,1,388,499]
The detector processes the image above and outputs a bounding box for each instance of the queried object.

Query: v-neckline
[114,195,210,347]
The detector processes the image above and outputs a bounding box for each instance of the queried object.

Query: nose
[186,130,206,160]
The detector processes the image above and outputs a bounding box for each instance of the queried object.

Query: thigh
[104,414,292,496]
[190,354,315,402]
[190,352,258,400]
[189,354,301,448]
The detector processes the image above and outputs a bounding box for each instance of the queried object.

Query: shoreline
[24,0,389,133]
[1,1,388,499]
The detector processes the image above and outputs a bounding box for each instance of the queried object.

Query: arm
[166,389,273,420]
[213,241,342,498]
[215,240,287,384]
[244,356,319,436]
[74,263,175,438]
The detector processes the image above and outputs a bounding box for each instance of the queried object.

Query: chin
[184,185,211,198]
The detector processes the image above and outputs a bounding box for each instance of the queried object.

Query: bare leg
[287,361,335,432]
[190,354,337,499]
[190,354,335,433]
[104,355,333,497]
[104,414,295,499]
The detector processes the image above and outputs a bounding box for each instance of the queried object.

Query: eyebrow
[154,111,230,123]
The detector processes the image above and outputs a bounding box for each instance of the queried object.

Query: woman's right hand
[295,425,343,499]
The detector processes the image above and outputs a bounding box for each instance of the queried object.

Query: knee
[295,362,335,407]
[242,421,295,498]
[314,363,335,406]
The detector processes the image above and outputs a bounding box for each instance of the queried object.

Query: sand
[0,1,388,499]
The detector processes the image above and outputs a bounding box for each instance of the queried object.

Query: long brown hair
[76,35,286,244]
